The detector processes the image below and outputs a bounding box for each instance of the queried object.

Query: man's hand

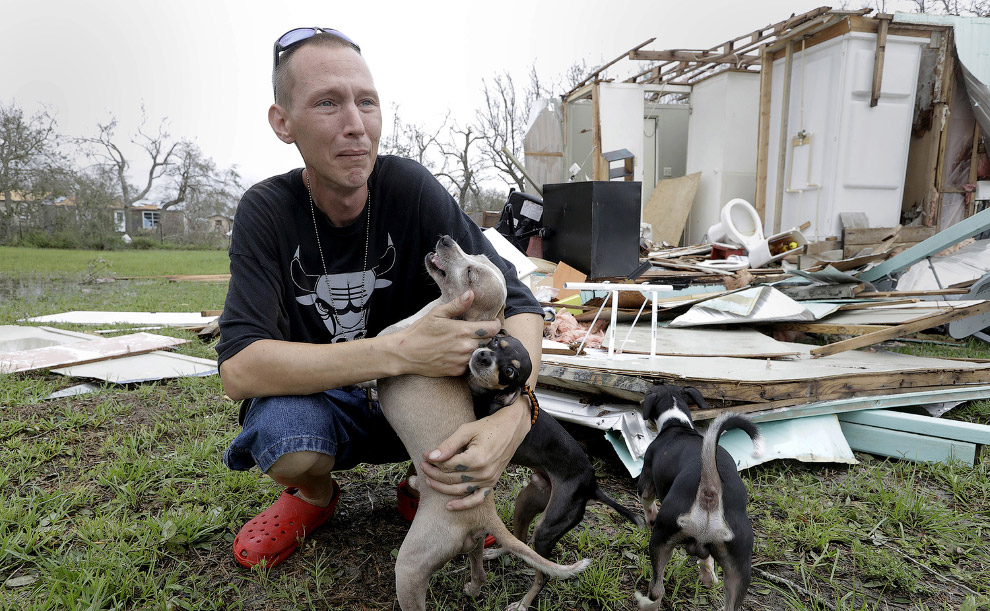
[419,397,531,511]
[395,291,502,377]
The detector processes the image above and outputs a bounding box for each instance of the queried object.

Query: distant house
[128,204,185,236]
[205,214,233,235]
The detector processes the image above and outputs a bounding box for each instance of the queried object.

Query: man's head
[268,28,382,194]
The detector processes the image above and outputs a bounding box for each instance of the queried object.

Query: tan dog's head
[425,235,507,322]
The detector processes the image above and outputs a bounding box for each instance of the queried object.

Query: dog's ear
[684,387,712,412]
[642,392,660,421]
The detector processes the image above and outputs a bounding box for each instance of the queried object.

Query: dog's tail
[594,487,647,528]
[698,413,763,512]
[486,516,592,579]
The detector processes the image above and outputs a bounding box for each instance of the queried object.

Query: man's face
[274,44,382,192]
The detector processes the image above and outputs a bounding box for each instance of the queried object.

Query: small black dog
[469,331,645,610]
[635,385,763,611]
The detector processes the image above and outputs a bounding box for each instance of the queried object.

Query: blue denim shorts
[223,387,409,473]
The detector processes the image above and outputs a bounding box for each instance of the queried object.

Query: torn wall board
[52,351,218,384]
[0,325,97,353]
[668,286,840,327]
[605,414,857,478]
[0,333,187,374]
[22,311,219,327]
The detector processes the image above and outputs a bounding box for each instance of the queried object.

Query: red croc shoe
[396,479,495,548]
[233,480,340,569]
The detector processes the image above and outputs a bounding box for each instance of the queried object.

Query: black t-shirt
[216,155,542,367]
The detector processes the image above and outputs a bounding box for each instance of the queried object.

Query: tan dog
[377,235,590,611]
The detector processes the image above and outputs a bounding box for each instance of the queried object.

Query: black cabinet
[541,181,641,279]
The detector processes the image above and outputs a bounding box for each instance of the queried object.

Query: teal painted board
[837,409,990,445]
[858,207,990,282]
[839,421,977,466]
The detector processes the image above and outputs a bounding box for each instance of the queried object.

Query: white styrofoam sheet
[52,351,218,383]
[0,325,97,353]
[21,311,218,327]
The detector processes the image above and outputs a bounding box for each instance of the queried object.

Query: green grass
[0,246,230,277]
[1,249,990,609]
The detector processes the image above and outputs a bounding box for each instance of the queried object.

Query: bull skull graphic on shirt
[291,235,395,341]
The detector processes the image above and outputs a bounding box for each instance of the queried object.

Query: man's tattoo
[460,474,474,483]
[454,464,468,472]
[475,329,487,337]
[483,489,491,499]
[466,485,479,494]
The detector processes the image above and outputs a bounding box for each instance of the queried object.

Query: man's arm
[418,311,544,511]
[219,291,502,400]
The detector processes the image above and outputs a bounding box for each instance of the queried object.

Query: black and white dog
[470,331,645,610]
[635,385,763,611]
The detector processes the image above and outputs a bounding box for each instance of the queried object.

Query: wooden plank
[858,207,990,282]
[0,333,187,374]
[539,358,990,405]
[810,301,990,358]
[837,410,990,445]
[858,289,970,297]
[771,322,891,335]
[642,172,701,246]
[843,226,937,245]
[694,384,990,420]
[839,421,976,466]
[836,299,918,311]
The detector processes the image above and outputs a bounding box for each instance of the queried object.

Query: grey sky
[4,0,836,193]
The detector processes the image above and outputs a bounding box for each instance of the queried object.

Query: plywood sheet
[642,172,701,245]
[541,348,990,384]
[0,333,187,374]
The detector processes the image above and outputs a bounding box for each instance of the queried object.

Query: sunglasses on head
[272,27,361,99]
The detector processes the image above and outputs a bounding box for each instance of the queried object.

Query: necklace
[306,173,371,333]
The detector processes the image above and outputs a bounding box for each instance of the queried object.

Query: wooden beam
[630,49,761,65]
[567,38,656,96]
[755,44,773,220]
[870,14,891,107]
[591,83,604,181]
[773,40,794,234]
[810,301,990,358]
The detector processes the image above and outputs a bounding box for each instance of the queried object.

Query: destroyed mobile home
[504,7,990,474]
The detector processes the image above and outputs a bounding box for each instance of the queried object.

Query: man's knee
[266,451,335,479]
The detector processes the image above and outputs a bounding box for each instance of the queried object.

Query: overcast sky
[4,0,845,193]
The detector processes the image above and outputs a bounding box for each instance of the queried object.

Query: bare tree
[379,104,449,169]
[80,113,239,235]
[436,124,486,210]
[476,72,528,192]
[0,102,69,239]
